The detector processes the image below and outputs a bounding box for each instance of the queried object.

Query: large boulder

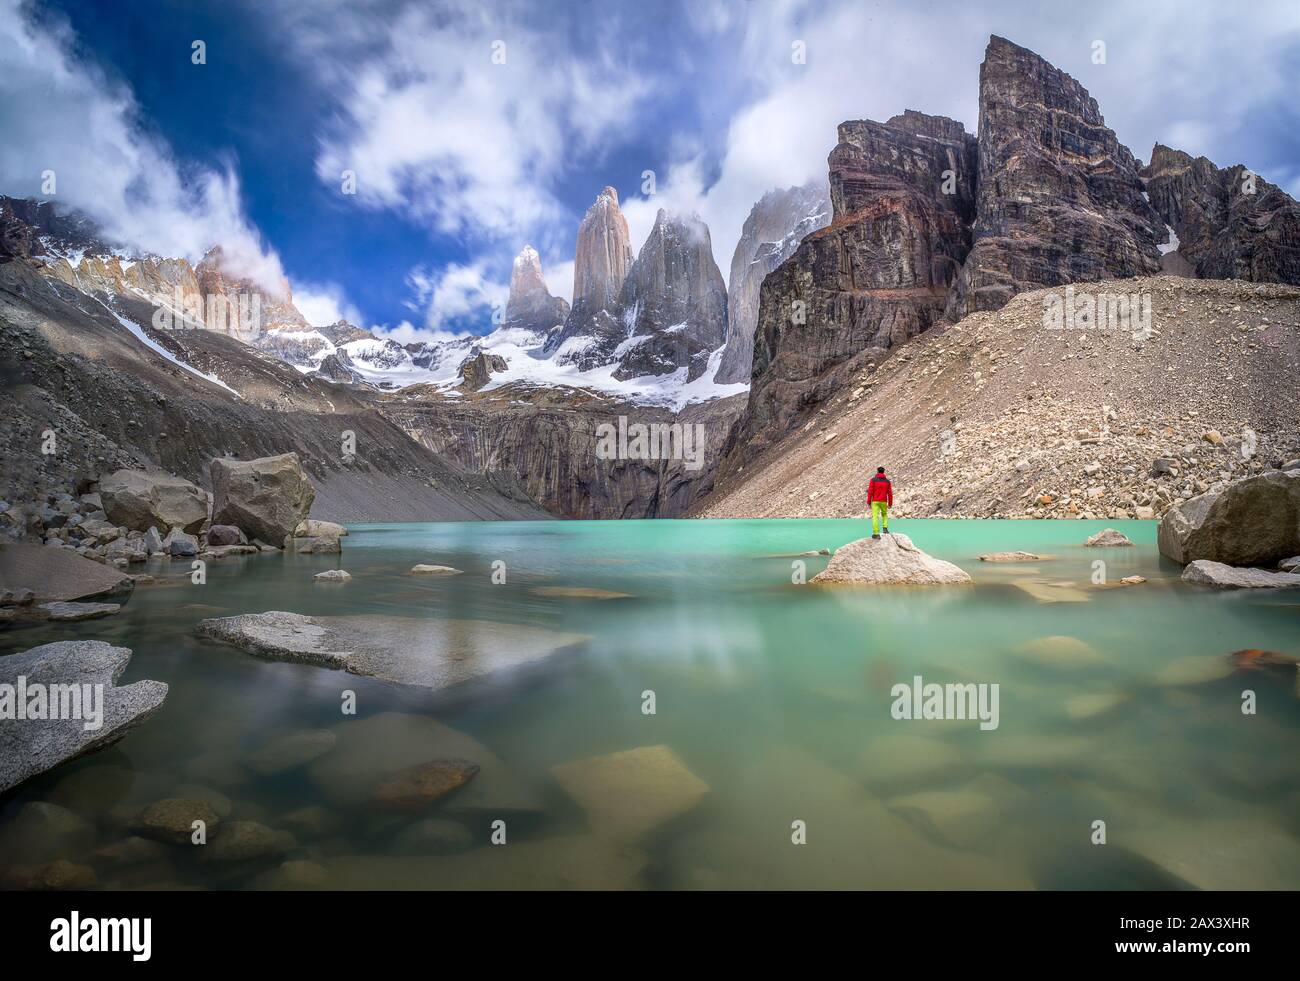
[811,534,972,585]
[99,469,208,533]
[1159,468,1300,566]
[0,641,169,793]
[209,453,315,547]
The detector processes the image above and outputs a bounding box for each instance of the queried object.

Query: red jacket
[868,473,893,506]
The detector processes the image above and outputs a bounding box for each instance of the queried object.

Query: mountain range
[2,34,1297,523]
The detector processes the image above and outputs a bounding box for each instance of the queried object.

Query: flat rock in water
[810,534,971,585]
[528,586,631,600]
[195,611,587,691]
[550,745,710,842]
[1181,560,1300,589]
[313,569,351,582]
[0,543,133,603]
[37,601,120,621]
[308,712,542,814]
[373,759,480,810]
[1084,528,1134,547]
[409,564,461,575]
[979,551,1041,562]
[0,641,168,794]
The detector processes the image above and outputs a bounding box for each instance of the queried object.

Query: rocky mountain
[1142,144,1300,284]
[724,110,977,466]
[550,186,635,370]
[714,35,1300,489]
[715,182,830,384]
[946,36,1166,319]
[696,277,1300,520]
[0,205,546,521]
[613,209,728,382]
[504,244,570,334]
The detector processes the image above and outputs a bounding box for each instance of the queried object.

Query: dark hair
[876,467,885,474]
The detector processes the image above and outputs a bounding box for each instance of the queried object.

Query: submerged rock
[2,859,98,891]
[204,821,295,862]
[550,744,710,843]
[1084,528,1133,547]
[247,730,337,776]
[528,586,630,600]
[373,759,481,811]
[1181,560,1300,589]
[859,733,964,790]
[979,551,1041,562]
[810,534,971,585]
[130,798,221,845]
[1122,820,1300,890]
[307,712,542,814]
[0,641,168,794]
[886,789,1001,848]
[1013,635,1108,670]
[1158,468,1300,567]
[195,611,586,691]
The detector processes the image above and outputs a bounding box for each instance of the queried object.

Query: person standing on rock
[868,467,893,540]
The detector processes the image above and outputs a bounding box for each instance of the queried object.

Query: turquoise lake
[2,518,1299,889]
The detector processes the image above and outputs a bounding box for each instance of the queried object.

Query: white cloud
[0,0,285,290]
[291,280,364,328]
[304,1,648,248]
[407,261,507,331]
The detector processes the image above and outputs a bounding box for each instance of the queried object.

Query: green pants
[871,501,889,534]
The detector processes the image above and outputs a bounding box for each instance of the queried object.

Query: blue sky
[3,0,1298,341]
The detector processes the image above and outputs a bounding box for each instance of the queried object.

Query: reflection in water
[1,518,1298,890]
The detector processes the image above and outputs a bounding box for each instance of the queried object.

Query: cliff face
[613,209,728,381]
[387,384,745,518]
[947,36,1164,318]
[715,183,830,384]
[724,111,977,465]
[1142,144,1300,284]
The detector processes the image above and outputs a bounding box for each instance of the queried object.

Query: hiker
[868,466,893,540]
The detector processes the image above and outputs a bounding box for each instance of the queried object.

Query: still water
[3,518,1298,889]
